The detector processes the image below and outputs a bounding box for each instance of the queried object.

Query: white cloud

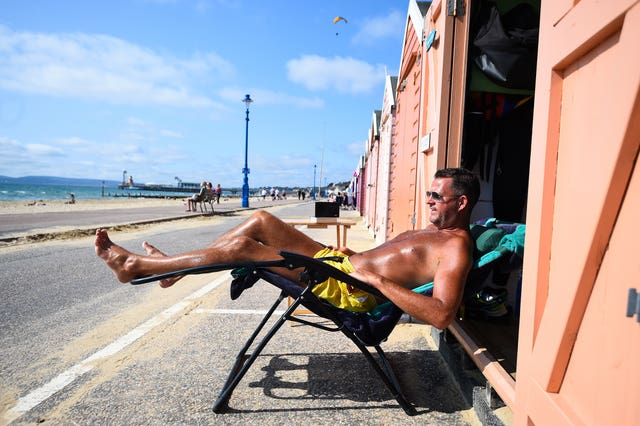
[347,140,364,156]
[0,25,234,108]
[56,137,92,147]
[352,11,405,45]
[0,136,20,150]
[127,117,151,127]
[286,55,385,94]
[195,0,211,13]
[25,143,64,156]
[218,87,323,108]
[159,129,184,139]
[121,116,184,142]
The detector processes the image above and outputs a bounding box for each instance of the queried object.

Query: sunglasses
[426,191,461,203]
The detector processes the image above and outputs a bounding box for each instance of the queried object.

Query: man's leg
[95,211,324,284]
[142,241,183,288]
[203,210,321,254]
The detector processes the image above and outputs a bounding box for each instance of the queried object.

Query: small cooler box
[314,201,339,218]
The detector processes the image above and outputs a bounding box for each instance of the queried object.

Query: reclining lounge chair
[131,219,525,415]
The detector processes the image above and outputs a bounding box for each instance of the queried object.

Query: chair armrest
[129,259,287,285]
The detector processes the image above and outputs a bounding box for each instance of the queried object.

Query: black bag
[473,3,539,90]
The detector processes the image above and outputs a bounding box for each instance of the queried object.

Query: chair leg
[346,334,417,415]
[213,291,297,412]
[374,345,417,415]
[212,281,416,415]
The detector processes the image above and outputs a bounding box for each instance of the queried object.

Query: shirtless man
[96,168,479,329]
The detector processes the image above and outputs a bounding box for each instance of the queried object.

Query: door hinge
[448,0,466,16]
[627,288,640,323]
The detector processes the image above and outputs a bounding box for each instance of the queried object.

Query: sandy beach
[0,196,303,248]
[0,197,204,248]
[0,197,187,215]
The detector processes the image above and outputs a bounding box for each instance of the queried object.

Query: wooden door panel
[531,4,640,391]
[562,161,640,423]
[517,0,640,424]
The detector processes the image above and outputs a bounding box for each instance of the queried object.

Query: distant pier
[117,183,200,193]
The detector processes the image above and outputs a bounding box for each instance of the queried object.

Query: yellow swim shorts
[311,247,377,313]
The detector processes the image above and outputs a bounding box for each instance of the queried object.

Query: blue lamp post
[312,164,317,200]
[241,94,253,208]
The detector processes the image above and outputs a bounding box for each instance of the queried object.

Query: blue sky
[0,0,409,188]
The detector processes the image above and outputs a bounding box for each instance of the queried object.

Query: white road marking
[3,274,231,424]
[194,308,286,316]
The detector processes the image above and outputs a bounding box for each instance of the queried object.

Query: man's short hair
[435,168,480,208]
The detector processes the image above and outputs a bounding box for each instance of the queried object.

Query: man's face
[427,178,461,228]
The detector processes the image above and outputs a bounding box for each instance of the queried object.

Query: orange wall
[387,14,423,238]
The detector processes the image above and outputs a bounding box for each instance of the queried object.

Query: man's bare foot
[95,229,138,283]
[142,241,164,257]
[142,241,183,288]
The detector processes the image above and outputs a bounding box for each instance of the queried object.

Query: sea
[0,182,203,202]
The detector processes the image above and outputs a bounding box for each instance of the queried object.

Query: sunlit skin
[95,177,473,329]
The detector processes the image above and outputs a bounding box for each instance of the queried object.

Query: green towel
[497,224,526,257]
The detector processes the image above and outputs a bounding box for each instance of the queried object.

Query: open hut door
[417,0,471,230]
[516,1,640,424]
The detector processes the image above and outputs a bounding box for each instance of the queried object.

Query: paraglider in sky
[333,16,347,35]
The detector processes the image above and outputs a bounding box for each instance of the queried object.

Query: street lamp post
[241,94,253,208]
[312,164,317,200]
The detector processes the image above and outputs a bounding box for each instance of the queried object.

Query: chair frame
[132,251,419,415]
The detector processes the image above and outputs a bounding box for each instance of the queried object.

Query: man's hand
[348,269,383,294]
[349,269,382,289]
